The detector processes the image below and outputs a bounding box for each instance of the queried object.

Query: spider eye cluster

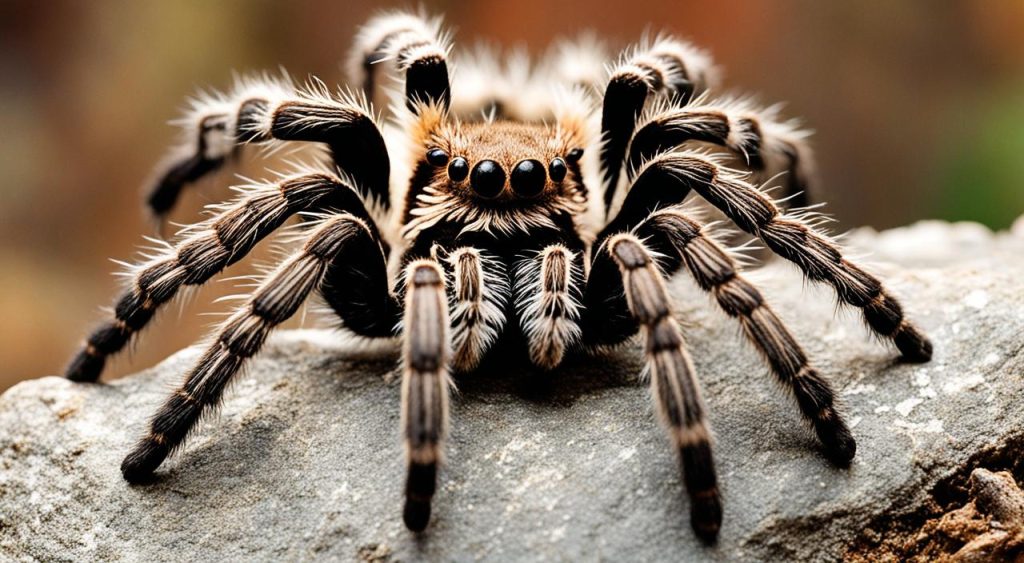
[471,160,505,199]
[448,157,469,182]
[424,147,583,200]
[548,158,567,182]
[511,160,545,197]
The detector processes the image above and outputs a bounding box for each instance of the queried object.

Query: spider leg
[600,36,719,211]
[641,208,855,465]
[512,244,586,370]
[400,260,452,531]
[587,233,722,543]
[442,247,509,373]
[600,151,933,362]
[66,172,373,382]
[348,10,451,114]
[148,78,390,219]
[625,101,815,210]
[121,214,389,481]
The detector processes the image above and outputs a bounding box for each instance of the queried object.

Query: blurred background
[1,0,1022,390]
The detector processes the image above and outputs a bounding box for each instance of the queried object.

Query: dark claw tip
[121,442,168,484]
[691,493,722,545]
[403,499,432,532]
[823,430,857,468]
[65,351,105,383]
[121,460,156,484]
[894,327,933,363]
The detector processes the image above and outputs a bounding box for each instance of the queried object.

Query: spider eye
[470,160,506,199]
[426,148,449,167]
[566,148,584,163]
[447,157,469,182]
[549,158,567,182]
[511,159,546,198]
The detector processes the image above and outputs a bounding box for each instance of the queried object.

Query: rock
[2,219,1023,561]
[845,470,1024,561]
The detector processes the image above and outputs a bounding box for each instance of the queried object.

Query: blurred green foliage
[938,84,1024,229]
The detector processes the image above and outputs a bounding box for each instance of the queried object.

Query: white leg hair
[514,245,585,370]
[444,247,509,372]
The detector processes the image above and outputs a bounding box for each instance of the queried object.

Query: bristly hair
[398,118,590,239]
[73,9,934,544]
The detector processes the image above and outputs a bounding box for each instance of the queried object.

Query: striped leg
[513,245,585,370]
[443,247,508,372]
[626,101,815,209]
[600,36,719,212]
[401,260,452,531]
[148,76,390,219]
[65,173,370,383]
[604,233,721,543]
[638,208,855,465]
[121,215,383,481]
[348,10,451,114]
[601,151,933,362]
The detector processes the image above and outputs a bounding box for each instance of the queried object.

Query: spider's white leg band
[445,247,509,372]
[150,78,389,218]
[65,173,365,383]
[513,245,585,370]
[600,36,720,211]
[120,215,376,481]
[627,101,816,208]
[639,208,856,465]
[348,10,451,114]
[609,151,933,361]
[605,233,721,544]
[401,260,452,532]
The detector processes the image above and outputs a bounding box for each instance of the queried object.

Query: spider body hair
[66,10,933,544]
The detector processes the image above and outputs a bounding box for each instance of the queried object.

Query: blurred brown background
[1,0,1022,390]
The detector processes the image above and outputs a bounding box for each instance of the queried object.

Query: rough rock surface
[846,468,1024,561]
[1,220,1023,562]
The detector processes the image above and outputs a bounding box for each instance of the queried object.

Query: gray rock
[2,220,1022,562]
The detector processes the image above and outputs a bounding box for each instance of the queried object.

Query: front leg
[584,234,722,543]
[400,260,452,531]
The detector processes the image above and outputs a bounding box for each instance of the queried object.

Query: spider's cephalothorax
[65,11,933,543]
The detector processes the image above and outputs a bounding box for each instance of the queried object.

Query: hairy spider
[65,10,933,543]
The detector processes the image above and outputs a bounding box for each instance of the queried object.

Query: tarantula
[65,11,932,543]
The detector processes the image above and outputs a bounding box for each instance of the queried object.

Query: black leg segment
[600,37,718,214]
[146,78,391,219]
[350,12,451,114]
